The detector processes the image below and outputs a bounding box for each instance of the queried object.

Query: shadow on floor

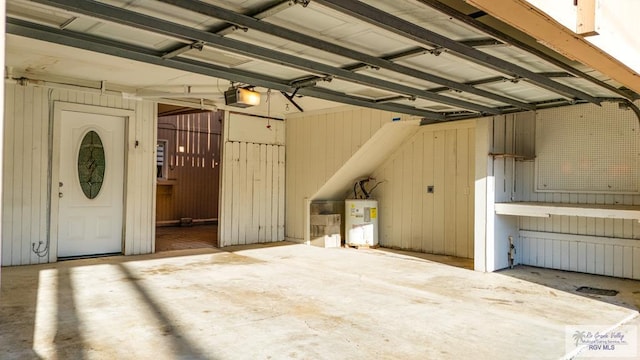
[375,247,474,270]
[497,265,640,312]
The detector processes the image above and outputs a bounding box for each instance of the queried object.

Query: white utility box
[345,199,378,247]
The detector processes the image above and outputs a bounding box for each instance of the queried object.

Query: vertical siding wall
[494,103,640,279]
[285,107,402,242]
[2,82,157,266]
[218,113,285,247]
[156,111,222,223]
[372,121,475,257]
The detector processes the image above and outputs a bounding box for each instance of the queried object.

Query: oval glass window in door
[77,130,106,199]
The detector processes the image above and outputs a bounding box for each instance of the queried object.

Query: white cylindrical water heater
[345,199,378,247]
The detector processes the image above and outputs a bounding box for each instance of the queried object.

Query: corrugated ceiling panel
[478,81,558,103]
[232,59,312,79]
[268,3,357,36]
[480,46,562,73]
[553,77,622,98]
[357,68,441,90]
[397,52,506,83]
[366,0,487,40]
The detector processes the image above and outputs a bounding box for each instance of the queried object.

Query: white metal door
[57,110,125,257]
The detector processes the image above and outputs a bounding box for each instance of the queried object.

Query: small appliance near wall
[345,200,378,247]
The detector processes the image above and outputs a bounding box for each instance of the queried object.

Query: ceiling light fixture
[224,87,261,107]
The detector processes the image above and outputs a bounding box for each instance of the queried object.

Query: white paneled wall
[373,121,475,257]
[2,82,157,266]
[286,107,403,242]
[492,102,640,279]
[219,141,285,246]
[520,231,640,279]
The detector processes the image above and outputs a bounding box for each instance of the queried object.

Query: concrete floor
[1,243,639,360]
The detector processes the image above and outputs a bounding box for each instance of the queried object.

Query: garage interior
[2,0,640,358]
[155,105,222,252]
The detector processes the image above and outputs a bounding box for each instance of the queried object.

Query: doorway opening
[155,103,224,252]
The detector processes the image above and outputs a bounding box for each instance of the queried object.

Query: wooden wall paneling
[422,131,435,254]
[265,144,273,241]
[2,85,156,264]
[456,128,469,258]
[569,242,578,271]
[285,108,396,242]
[410,134,424,251]
[238,142,248,245]
[433,130,446,255]
[37,88,49,263]
[594,243,605,274]
[342,113,353,167]
[133,100,143,255]
[326,112,336,180]
[585,243,596,273]
[12,84,24,264]
[633,248,640,279]
[564,240,571,270]
[401,145,413,249]
[351,110,361,156]
[536,238,545,267]
[22,86,35,265]
[360,109,372,145]
[552,240,562,269]
[577,242,587,272]
[278,145,286,241]
[258,144,268,243]
[605,244,615,276]
[391,155,403,248]
[249,143,260,243]
[543,239,552,268]
[444,130,457,256]
[230,142,240,245]
[2,84,16,265]
[467,129,475,258]
[623,246,633,278]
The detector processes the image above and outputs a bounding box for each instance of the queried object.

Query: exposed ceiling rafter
[462,0,640,98]
[314,0,602,105]
[415,0,637,100]
[6,17,448,120]
[158,0,534,111]
[162,0,294,59]
[29,0,500,114]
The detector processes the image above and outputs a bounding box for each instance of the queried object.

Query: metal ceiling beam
[162,0,293,59]
[314,0,601,105]
[6,18,446,120]
[414,0,637,100]
[428,72,575,93]
[158,0,532,110]
[30,0,499,114]
[347,39,503,71]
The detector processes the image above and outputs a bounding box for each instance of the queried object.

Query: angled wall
[372,120,476,257]
[285,107,413,242]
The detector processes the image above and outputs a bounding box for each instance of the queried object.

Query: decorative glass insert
[77,130,106,199]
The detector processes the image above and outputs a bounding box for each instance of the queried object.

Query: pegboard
[535,103,640,193]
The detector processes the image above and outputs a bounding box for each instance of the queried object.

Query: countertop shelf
[494,202,640,221]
